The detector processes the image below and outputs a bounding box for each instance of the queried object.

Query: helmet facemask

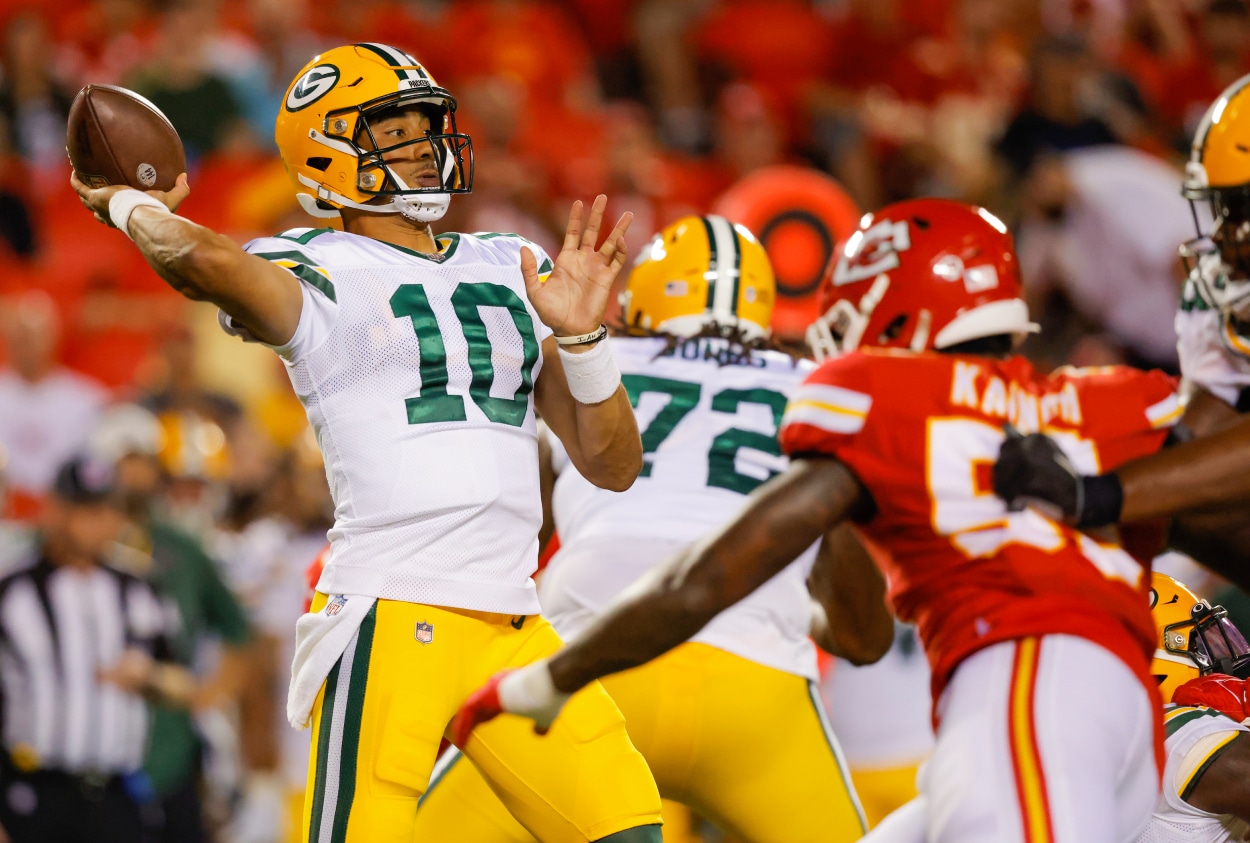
[1182,167,1250,336]
[1165,600,1250,680]
[301,86,473,223]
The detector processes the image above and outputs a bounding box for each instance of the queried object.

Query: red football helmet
[806,198,1038,360]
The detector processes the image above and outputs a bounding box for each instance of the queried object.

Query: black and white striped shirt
[0,556,169,775]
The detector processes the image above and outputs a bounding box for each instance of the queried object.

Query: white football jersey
[540,335,820,678]
[1176,266,1250,408]
[1137,703,1250,843]
[237,228,554,614]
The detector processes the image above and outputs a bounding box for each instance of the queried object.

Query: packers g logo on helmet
[275,43,474,223]
[286,64,340,111]
[621,215,774,342]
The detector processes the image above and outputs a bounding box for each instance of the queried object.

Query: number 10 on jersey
[390,283,541,427]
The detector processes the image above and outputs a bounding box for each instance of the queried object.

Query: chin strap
[295,171,452,223]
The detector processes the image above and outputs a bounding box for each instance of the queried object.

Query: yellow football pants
[848,765,922,829]
[413,642,868,842]
[302,597,661,843]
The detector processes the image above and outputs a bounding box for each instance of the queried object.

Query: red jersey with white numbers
[779,349,1179,707]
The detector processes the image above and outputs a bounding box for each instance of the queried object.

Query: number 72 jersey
[779,348,1180,703]
[239,228,555,615]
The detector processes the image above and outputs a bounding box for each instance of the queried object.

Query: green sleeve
[197,545,253,646]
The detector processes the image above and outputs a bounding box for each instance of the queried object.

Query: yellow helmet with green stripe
[275,43,473,223]
[620,215,774,342]
[1150,572,1250,702]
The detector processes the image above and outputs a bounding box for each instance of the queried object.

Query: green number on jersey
[621,375,701,478]
[707,388,788,494]
[622,375,787,492]
[389,283,540,427]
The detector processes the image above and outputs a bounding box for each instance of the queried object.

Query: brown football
[66,85,185,192]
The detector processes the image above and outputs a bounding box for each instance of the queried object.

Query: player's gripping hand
[70,170,190,228]
[1174,674,1250,722]
[451,659,571,747]
[992,426,1124,528]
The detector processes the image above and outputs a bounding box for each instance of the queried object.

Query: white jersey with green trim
[236,227,555,614]
[1175,267,1250,408]
[540,335,820,678]
[1137,703,1250,843]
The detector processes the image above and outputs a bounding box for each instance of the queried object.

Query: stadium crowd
[0,0,1247,841]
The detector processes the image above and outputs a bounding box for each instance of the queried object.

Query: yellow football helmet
[157,412,229,481]
[275,43,473,222]
[1150,572,1250,702]
[621,215,775,342]
[1183,73,1250,321]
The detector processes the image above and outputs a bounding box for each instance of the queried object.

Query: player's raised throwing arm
[71,173,304,346]
[533,196,642,492]
[452,457,867,743]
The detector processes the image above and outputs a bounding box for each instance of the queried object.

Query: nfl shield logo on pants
[415,621,434,645]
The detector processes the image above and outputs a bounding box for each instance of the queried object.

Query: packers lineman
[413,216,878,842]
[71,44,664,843]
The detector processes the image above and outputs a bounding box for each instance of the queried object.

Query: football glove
[1173,674,1250,722]
[451,659,570,748]
[992,426,1124,528]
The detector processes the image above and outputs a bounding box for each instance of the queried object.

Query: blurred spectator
[1152,0,1250,144]
[450,76,561,251]
[224,431,331,843]
[693,0,837,146]
[441,0,600,117]
[0,11,76,177]
[634,0,710,153]
[994,34,1140,192]
[0,292,107,519]
[54,0,155,87]
[0,436,32,569]
[150,410,231,538]
[90,403,253,843]
[138,324,243,428]
[0,455,187,843]
[126,0,250,159]
[210,0,327,149]
[1013,145,1190,369]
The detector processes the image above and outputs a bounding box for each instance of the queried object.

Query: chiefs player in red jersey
[453,199,1178,843]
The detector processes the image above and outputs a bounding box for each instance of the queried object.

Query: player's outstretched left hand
[524,195,632,338]
[1174,674,1250,722]
[71,170,190,228]
[451,659,571,747]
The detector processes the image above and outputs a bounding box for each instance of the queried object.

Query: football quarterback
[73,42,663,843]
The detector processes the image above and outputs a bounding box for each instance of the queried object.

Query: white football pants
[863,634,1160,843]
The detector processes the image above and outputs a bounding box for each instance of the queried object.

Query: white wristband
[108,189,169,239]
[497,659,570,731]
[558,337,621,404]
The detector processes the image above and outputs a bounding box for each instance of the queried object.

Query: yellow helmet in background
[157,412,229,481]
[621,215,775,342]
[275,43,473,222]
[1150,571,1250,702]
[1183,73,1250,320]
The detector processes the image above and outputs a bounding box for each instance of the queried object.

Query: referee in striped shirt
[0,455,194,843]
